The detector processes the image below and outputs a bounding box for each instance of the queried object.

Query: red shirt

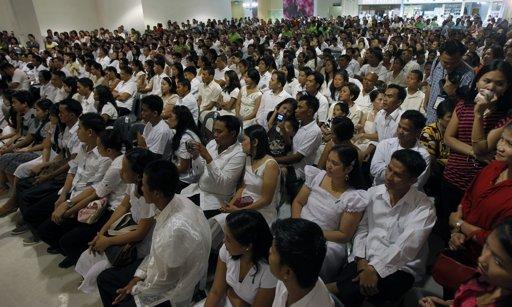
[461,161,512,246]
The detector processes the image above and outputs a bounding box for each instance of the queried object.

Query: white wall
[32,0,100,34]
[316,0,340,17]
[9,0,42,44]
[142,0,232,25]
[96,0,145,31]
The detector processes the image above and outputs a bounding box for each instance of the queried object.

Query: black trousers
[188,194,221,219]
[97,259,173,307]
[336,261,415,307]
[435,178,465,242]
[37,210,113,262]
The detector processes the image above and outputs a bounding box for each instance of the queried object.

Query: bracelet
[471,138,486,144]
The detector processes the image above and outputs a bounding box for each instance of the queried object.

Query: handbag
[432,248,478,289]
[105,213,139,266]
[77,198,108,224]
[233,196,254,208]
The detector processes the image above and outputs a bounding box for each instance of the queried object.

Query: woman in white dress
[217,70,240,116]
[161,77,180,118]
[236,68,262,127]
[210,125,280,249]
[201,210,277,307]
[75,148,161,293]
[90,62,106,88]
[292,145,368,282]
[353,89,384,153]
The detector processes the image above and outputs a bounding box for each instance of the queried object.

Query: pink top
[453,277,510,307]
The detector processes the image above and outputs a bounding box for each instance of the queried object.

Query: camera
[276,113,284,123]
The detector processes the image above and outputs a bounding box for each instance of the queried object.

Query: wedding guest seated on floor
[75,148,161,293]
[328,149,436,306]
[200,210,277,307]
[292,145,368,282]
[97,160,211,307]
[270,218,334,307]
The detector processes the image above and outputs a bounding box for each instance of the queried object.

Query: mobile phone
[186,140,195,151]
[276,113,284,123]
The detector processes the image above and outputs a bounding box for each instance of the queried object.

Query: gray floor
[0,203,102,307]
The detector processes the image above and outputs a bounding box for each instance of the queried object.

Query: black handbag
[104,213,139,266]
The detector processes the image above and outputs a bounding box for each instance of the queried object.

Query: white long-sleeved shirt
[370,137,431,190]
[132,195,211,307]
[351,184,436,280]
[374,108,403,142]
[181,141,246,211]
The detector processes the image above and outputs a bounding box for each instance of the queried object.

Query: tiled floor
[0,202,102,307]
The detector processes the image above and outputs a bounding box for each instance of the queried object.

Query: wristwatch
[66,199,73,208]
[455,219,464,232]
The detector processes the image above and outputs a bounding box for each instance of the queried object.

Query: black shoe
[47,246,62,254]
[58,257,75,269]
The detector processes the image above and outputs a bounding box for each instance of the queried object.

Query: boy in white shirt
[328,149,436,306]
[138,95,173,156]
[402,70,426,113]
[270,218,334,307]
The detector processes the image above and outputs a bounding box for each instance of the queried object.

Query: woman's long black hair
[170,105,201,153]
[226,210,273,283]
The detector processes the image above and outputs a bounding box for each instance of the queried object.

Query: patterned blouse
[419,122,450,162]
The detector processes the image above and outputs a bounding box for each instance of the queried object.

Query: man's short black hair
[387,84,407,102]
[141,95,163,114]
[439,40,467,56]
[298,93,319,114]
[271,218,326,289]
[59,98,83,117]
[391,149,427,179]
[400,110,426,131]
[77,77,94,91]
[217,115,241,136]
[144,160,179,199]
[79,112,106,135]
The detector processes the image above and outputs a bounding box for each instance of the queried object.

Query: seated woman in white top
[166,105,202,192]
[94,85,118,124]
[236,68,262,127]
[353,89,384,153]
[90,62,106,88]
[201,210,277,307]
[161,77,180,117]
[326,71,347,105]
[281,64,300,98]
[75,148,160,293]
[339,82,363,127]
[218,70,240,116]
[293,145,368,282]
[269,218,334,307]
[210,124,280,247]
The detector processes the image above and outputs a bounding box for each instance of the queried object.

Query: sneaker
[10,224,29,235]
[58,257,76,269]
[23,236,40,246]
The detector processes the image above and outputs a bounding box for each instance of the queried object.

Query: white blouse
[300,166,368,231]
[219,244,277,305]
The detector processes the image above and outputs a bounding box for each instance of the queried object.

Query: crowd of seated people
[0,12,511,306]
